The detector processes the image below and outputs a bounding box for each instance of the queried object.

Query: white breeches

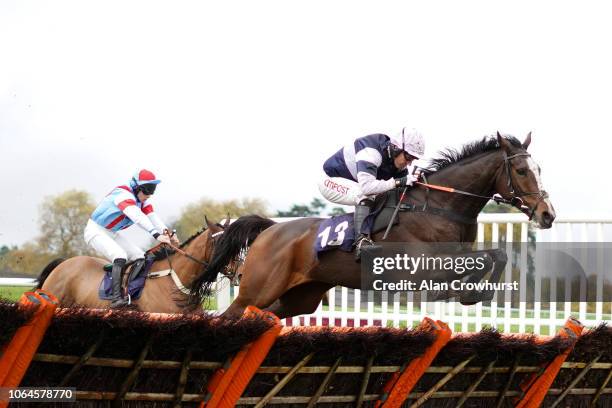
[84,219,145,262]
[318,174,374,206]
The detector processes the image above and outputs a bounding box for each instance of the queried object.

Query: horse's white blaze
[544,198,554,212]
[527,156,554,214]
[527,157,544,190]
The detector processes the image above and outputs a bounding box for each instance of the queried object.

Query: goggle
[140,184,157,195]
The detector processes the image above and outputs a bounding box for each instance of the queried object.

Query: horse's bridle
[500,151,549,220]
[153,229,225,270]
[410,150,549,223]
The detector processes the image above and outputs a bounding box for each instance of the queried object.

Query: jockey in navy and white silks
[84,169,179,307]
[318,127,425,259]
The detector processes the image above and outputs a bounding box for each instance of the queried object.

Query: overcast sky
[1,0,611,247]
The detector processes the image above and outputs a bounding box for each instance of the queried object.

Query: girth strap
[148,269,190,294]
[400,203,477,225]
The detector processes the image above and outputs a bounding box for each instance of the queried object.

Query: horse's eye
[516,168,527,176]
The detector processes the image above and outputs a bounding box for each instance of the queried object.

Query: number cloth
[314,214,355,254]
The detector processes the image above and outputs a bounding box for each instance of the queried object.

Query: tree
[1,242,54,276]
[276,198,323,217]
[276,197,347,217]
[276,204,318,217]
[0,245,15,268]
[174,197,269,239]
[329,206,347,216]
[0,245,11,258]
[37,190,96,258]
[0,245,16,273]
[310,198,326,214]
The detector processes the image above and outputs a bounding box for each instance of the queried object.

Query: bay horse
[191,133,555,319]
[36,219,226,313]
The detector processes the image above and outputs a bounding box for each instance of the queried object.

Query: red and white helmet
[390,127,425,159]
[130,169,161,188]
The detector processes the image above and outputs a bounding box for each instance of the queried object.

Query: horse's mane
[149,225,209,262]
[425,134,523,173]
[188,214,276,307]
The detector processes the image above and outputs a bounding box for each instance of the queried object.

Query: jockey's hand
[156,234,172,245]
[170,234,180,245]
[395,174,418,188]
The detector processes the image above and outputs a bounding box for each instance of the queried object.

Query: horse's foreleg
[458,248,508,304]
[230,246,296,314]
[480,248,508,300]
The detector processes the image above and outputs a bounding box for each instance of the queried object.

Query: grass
[0,285,219,311]
[203,297,217,311]
[0,285,30,302]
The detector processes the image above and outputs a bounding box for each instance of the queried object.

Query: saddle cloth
[98,258,153,301]
[314,190,401,254]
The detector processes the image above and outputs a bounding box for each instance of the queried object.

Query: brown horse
[36,219,226,313]
[191,133,556,319]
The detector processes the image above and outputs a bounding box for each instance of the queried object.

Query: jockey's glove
[156,234,172,245]
[395,174,417,188]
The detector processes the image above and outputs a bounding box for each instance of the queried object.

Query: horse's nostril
[542,211,554,225]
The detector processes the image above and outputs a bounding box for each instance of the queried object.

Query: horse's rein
[414,181,504,201]
[147,240,212,267]
[161,242,210,267]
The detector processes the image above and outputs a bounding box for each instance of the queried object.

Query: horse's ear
[203,215,210,229]
[522,132,532,150]
[223,214,231,228]
[497,131,512,152]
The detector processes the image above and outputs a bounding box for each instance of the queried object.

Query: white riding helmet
[390,127,425,159]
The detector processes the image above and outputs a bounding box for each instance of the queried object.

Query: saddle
[369,189,403,234]
[314,190,402,254]
[314,188,478,255]
[99,257,153,301]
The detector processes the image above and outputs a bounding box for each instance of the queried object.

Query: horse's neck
[426,150,503,218]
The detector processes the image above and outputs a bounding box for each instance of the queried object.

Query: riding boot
[354,203,374,261]
[127,258,146,286]
[110,258,129,308]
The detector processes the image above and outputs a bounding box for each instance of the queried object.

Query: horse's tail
[190,215,276,305]
[36,258,65,289]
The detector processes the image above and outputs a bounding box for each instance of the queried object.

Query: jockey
[84,169,179,308]
[318,127,425,260]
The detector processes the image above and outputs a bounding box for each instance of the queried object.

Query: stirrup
[354,235,374,261]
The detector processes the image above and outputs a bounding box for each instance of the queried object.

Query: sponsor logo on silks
[314,213,355,254]
[324,179,350,196]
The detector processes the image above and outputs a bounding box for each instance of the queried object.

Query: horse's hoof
[459,290,490,305]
